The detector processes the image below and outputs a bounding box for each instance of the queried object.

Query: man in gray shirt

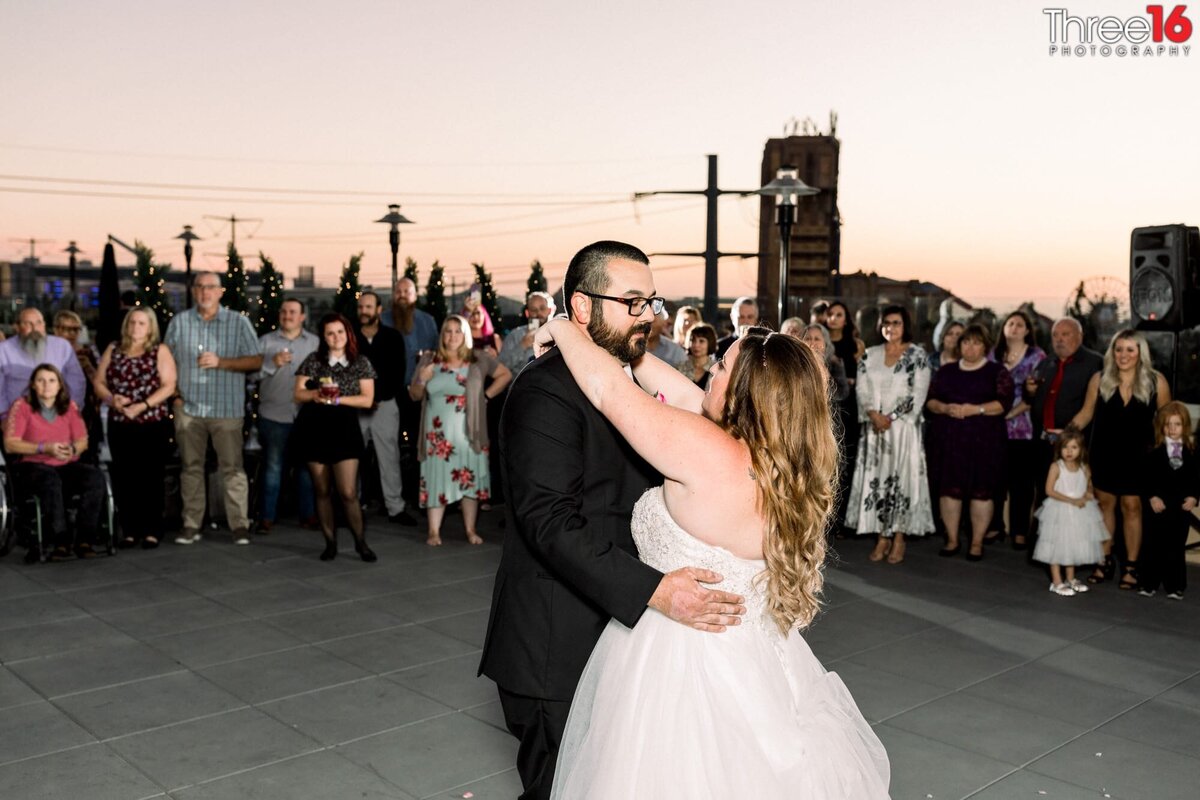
[500,291,556,375]
[256,298,320,533]
[646,307,686,368]
[164,272,263,545]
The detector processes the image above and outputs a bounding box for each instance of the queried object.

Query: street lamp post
[758,165,819,327]
[374,204,414,293]
[63,241,82,301]
[175,225,201,308]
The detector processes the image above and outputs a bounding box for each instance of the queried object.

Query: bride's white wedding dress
[552,486,891,799]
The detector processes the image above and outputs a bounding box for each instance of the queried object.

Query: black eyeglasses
[578,291,665,316]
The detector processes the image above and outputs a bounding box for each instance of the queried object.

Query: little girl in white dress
[1034,429,1109,596]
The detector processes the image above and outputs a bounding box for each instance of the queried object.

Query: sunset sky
[2,0,1196,315]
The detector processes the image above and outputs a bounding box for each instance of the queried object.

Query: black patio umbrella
[97,241,122,353]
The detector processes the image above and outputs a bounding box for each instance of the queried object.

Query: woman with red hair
[292,313,378,562]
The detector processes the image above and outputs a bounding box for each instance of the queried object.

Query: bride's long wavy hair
[719,331,839,633]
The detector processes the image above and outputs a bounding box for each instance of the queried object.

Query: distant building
[757,133,842,326]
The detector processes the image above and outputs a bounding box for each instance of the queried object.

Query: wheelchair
[0,450,116,564]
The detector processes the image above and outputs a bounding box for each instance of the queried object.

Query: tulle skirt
[552,612,891,799]
[1033,498,1110,566]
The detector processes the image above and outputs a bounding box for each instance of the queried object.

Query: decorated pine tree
[403,256,419,288]
[334,252,364,320]
[132,241,173,328]
[472,262,502,330]
[425,260,448,328]
[221,242,250,314]
[526,259,548,296]
[255,252,284,335]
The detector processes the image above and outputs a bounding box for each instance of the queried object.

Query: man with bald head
[1023,317,1103,543]
[0,308,88,419]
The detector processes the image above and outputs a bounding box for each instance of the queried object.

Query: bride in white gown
[535,320,891,799]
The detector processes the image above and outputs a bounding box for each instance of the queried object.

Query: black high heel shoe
[320,533,338,561]
[354,538,377,563]
[1087,555,1114,584]
[1118,561,1139,591]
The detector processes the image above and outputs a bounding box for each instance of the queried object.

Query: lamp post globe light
[175,224,201,308]
[63,241,83,301]
[374,204,414,293]
[758,165,818,327]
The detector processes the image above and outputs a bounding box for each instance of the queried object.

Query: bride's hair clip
[761,332,775,366]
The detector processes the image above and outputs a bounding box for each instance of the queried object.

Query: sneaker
[1049,582,1076,597]
[1138,588,1157,597]
[1068,579,1090,593]
[232,529,251,546]
[174,530,202,545]
[1167,592,1185,601]
[388,510,418,527]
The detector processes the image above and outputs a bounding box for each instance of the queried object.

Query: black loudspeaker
[1130,224,1200,329]
[1140,328,1200,405]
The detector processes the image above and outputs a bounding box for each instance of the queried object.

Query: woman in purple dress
[989,311,1046,550]
[925,324,1015,560]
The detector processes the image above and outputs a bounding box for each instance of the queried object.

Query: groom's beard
[20,332,47,361]
[588,307,651,363]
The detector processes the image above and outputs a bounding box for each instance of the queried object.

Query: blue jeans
[258,418,314,522]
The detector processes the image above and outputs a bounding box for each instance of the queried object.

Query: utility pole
[634,155,758,324]
[9,237,55,261]
[203,213,262,249]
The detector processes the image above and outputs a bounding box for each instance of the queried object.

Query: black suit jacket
[1141,444,1200,507]
[1029,347,1103,436]
[478,349,663,700]
[715,334,737,359]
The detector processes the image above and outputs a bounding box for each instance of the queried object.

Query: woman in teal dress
[409,314,512,546]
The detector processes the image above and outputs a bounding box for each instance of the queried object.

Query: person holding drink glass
[164,272,263,546]
[256,298,320,533]
[292,313,378,562]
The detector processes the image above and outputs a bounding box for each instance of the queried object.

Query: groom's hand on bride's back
[649,567,746,633]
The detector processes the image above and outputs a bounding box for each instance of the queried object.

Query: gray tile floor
[1,512,1197,799]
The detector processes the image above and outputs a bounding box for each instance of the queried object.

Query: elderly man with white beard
[0,308,88,419]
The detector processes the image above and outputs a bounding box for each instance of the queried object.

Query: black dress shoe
[388,510,418,527]
[938,545,961,558]
[965,549,984,562]
[320,540,338,561]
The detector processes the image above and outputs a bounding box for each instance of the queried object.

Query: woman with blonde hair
[672,304,701,347]
[93,308,177,549]
[1070,328,1170,587]
[410,315,511,545]
[534,319,889,798]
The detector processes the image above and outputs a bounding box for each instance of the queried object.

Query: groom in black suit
[479,241,746,800]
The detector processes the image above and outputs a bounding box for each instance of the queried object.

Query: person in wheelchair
[1,363,106,560]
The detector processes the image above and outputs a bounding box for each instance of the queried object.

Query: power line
[0,141,699,169]
[0,172,631,199]
[0,184,634,209]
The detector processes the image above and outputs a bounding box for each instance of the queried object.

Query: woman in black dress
[826,302,865,534]
[925,324,1014,560]
[292,313,378,562]
[1070,329,1171,587]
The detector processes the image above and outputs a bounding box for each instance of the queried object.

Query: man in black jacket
[479,241,744,800]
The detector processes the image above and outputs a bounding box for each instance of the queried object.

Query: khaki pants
[173,409,249,532]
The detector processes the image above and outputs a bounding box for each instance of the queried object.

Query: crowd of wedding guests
[2,282,1195,599]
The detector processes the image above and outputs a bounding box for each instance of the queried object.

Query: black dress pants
[108,418,173,542]
[993,438,1039,538]
[1139,509,1193,594]
[15,460,106,548]
[497,686,572,800]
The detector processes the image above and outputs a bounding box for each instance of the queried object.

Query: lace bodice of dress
[632,486,772,630]
[1053,460,1088,499]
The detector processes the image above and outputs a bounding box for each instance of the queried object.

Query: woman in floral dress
[409,315,512,546]
[846,305,935,563]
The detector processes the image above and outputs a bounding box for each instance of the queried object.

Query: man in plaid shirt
[164,272,263,545]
